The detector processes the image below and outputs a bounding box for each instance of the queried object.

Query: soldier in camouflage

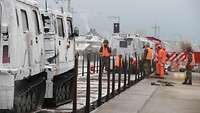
[183,47,194,85]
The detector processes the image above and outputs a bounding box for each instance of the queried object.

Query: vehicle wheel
[26,93,31,112]
[31,92,36,110]
[14,96,22,113]
[16,103,22,113]
[61,86,66,101]
[58,87,62,102]
[20,95,26,113]
[54,86,57,102]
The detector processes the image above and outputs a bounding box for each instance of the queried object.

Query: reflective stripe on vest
[146,47,152,60]
[102,47,110,57]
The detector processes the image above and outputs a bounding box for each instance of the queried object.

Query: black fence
[72,53,144,113]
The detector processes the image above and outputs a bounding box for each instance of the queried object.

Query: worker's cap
[186,46,192,52]
[117,54,122,57]
[157,45,161,48]
[103,39,109,44]
[156,42,161,46]
[144,42,150,48]
[146,43,150,47]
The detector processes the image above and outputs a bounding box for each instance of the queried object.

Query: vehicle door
[66,18,75,63]
[20,9,33,68]
[31,8,43,67]
[56,17,66,63]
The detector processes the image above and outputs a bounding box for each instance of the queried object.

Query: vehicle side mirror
[1,25,8,35]
[73,27,79,37]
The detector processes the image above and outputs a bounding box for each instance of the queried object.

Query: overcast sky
[71,0,200,41]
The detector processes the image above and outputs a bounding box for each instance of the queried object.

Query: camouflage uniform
[183,51,193,85]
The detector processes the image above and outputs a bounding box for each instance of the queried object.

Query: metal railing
[72,52,144,113]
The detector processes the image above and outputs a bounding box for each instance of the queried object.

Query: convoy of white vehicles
[0,0,78,113]
[110,33,156,59]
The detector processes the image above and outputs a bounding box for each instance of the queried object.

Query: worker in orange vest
[143,43,153,78]
[183,47,195,85]
[115,54,123,72]
[158,45,166,79]
[99,39,111,71]
[162,48,167,74]
[155,43,160,76]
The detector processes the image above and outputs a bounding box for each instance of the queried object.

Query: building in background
[76,28,105,55]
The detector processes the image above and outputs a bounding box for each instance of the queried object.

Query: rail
[72,52,145,113]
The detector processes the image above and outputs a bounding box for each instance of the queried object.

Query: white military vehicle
[110,33,156,74]
[0,0,46,113]
[110,33,154,58]
[40,0,78,106]
[0,0,78,112]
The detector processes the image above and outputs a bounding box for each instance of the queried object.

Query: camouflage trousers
[101,57,110,71]
[184,70,192,83]
[144,60,151,77]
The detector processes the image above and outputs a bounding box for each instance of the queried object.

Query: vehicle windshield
[120,41,128,48]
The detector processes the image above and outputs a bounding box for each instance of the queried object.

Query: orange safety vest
[115,56,122,67]
[146,47,153,60]
[100,46,110,57]
[158,48,165,64]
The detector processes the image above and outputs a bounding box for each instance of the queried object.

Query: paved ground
[91,79,158,113]
[92,72,200,113]
[140,83,200,113]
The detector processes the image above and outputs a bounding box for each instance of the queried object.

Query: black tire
[14,96,22,113]
[31,92,36,110]
[58,87,62,102]
[26,93,31,112]
[61,86,66,101]
[21,95,26,113]
[55,86,59,102]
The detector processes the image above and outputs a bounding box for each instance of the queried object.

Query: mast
[45,0,48,12]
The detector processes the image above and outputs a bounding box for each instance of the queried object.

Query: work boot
[188,80,192,85]
[188,82,192,85]
[147,75,151,79]
[182,81,187,85]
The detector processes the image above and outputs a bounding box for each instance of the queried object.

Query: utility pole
[108,16,120,33]
[45,0,48,12]
[108,16,120,23]
[54,0,70,13]
[152,24,160,38]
